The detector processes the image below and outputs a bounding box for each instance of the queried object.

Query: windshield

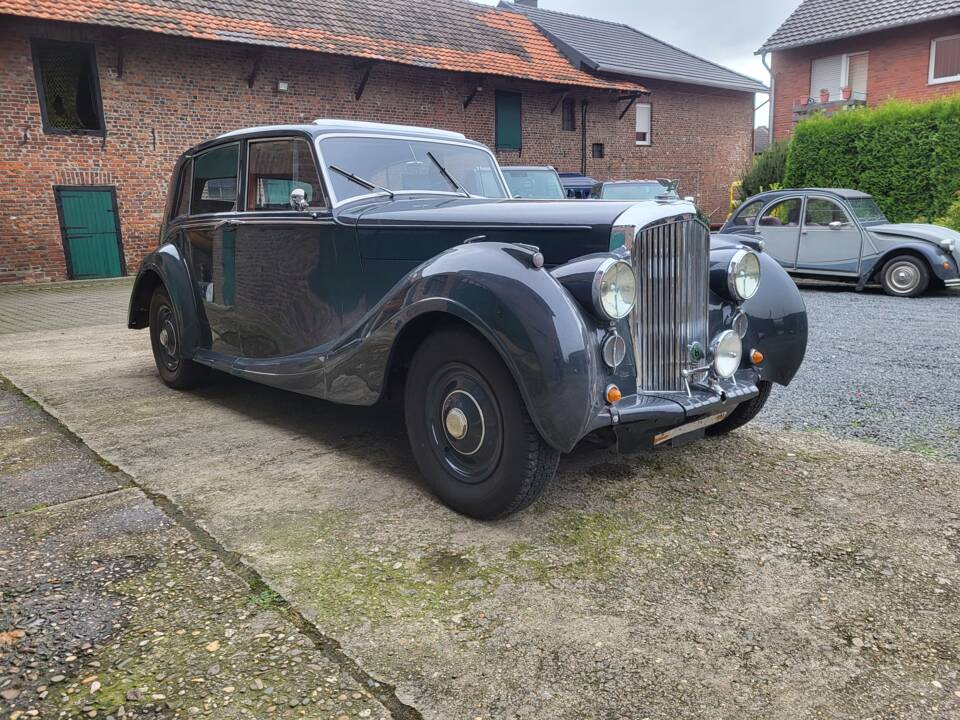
[502,168,565,199]
[847,196,888,224]
[319,136,507,202]
[600,182,669,200]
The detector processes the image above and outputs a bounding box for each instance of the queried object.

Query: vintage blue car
[129,120,807,519]
[721,188,960,297]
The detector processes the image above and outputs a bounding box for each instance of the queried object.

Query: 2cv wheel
[404,327,560,520]
[880,255,930,297]
[149,286,210,390]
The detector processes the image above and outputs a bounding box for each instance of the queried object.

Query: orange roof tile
[0,0,645,92]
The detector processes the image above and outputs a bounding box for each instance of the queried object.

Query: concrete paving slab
[1,324,959,719]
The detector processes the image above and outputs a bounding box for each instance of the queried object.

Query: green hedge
[783,96,960,223]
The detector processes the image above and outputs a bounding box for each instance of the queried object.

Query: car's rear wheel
[706,380,772,436]
[880,255,930,297]
[404,326,559,519]
[149,286,210,390]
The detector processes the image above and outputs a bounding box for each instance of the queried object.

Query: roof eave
[594,65,767,93]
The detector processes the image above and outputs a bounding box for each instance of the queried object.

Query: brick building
[760,0,960,139]
[0,0,761,283]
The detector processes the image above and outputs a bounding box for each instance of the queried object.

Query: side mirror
[829,220,843,229]
[289,188,309,212]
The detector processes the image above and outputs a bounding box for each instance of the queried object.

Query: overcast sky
[474,0,803,126]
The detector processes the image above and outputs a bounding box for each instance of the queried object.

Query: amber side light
[605,385,622,404]
[750,349,764,365]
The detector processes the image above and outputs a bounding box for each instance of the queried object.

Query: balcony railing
[793,96,867,123]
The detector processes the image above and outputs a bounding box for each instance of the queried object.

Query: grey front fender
[324,243,604,453]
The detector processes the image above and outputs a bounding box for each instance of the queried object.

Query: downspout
[761,52,774,140]
[580,99,588,176]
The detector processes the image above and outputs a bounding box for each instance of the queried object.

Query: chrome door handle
[213,219,239,230]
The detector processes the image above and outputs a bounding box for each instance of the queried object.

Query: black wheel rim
[425,362,503,484]
[155,304,180,372]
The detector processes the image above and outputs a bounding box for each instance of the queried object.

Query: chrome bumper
[945,278,960,288]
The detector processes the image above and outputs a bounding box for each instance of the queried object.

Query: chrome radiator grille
[632,218,710,392]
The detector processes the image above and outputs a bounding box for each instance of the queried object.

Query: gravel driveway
[761,283,960,460]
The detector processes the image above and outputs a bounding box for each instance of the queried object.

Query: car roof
[744,188,873,203]
[601,179,666,185]
[194,119,486,155]
[502,166,558,172]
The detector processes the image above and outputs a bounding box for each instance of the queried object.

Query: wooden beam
[618,95,637,120]
[115,32,126,78]
[550,90,569,114]
[354,62,374,101]
[463,76,484,109]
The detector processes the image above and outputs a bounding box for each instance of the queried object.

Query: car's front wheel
[404,326,560,519]
[880,255,930,297]
[149,286,210,390]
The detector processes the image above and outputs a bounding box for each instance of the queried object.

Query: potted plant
[841,86,852,100]
[819,88,830,104]
[797,94,810,106]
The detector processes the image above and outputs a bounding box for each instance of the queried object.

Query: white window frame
[635,102,651,146]
[929,34,960,85]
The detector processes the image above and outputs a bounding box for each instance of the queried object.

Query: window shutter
[635,103,651,145]
[495,91,522,150]
[810,55,843,100]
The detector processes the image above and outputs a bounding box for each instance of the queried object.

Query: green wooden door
[57,188,123,279]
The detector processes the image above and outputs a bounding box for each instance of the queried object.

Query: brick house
[760,0,960,139]
[0,0,759,283]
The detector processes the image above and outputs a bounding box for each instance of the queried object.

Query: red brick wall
[771,17,960,139]
[0,18,755,282]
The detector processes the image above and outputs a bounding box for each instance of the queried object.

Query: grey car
[501,165,566,199]
[721,188,960,297]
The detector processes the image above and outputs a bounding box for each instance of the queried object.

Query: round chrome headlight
[594,260,636,320]
[728,250,761,301]
[711,330,742,379]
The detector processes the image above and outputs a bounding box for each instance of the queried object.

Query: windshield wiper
[328,165,394,199]
[426,152,470,197]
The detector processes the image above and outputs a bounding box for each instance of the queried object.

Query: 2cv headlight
[728,249,761,301]
[594,259,637,320]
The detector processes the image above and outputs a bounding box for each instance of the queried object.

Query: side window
[247,138,326,211]
[561,97,576,131]
[805,197,852,227]
[31,39,104,134]
[732,199,764,226]
[759,198,802,227]
[635,103,652,146]
[171,159,192,219]
[191,144,239,215]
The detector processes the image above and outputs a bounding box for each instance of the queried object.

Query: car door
[796,196,863,275]
[755,196,804,270]
[182,142,242,355]
[232,136,347,358]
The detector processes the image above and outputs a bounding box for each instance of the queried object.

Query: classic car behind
[722,188,960,297]
[502,165,566,199]
[558,172,598,199]
[129,120,808,519]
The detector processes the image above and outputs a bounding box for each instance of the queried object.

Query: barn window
[591,143,605,159]
[31,39,105,135]
[635,103,652,146]
[495,91,522,150]
[561,97,576,131]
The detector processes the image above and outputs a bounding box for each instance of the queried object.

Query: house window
[495,91,522,150]
[31,39,105,135]
[635,103,651,146]
[930,34,960,84]
[561,97,576,131]
[591,143,605,159]
[810,53,868,102]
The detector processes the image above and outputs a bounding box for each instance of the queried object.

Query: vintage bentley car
[722,188,960,297]
[129,120,808,519]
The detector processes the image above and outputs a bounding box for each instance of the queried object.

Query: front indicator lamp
[728,249,761,301]
[594,259,637,320]
[605,384,622,404]
[711,330,742,379]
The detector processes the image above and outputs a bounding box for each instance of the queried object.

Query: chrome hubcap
[155,306,180,372]
[887,262,919,293]
[444,407,469,440]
